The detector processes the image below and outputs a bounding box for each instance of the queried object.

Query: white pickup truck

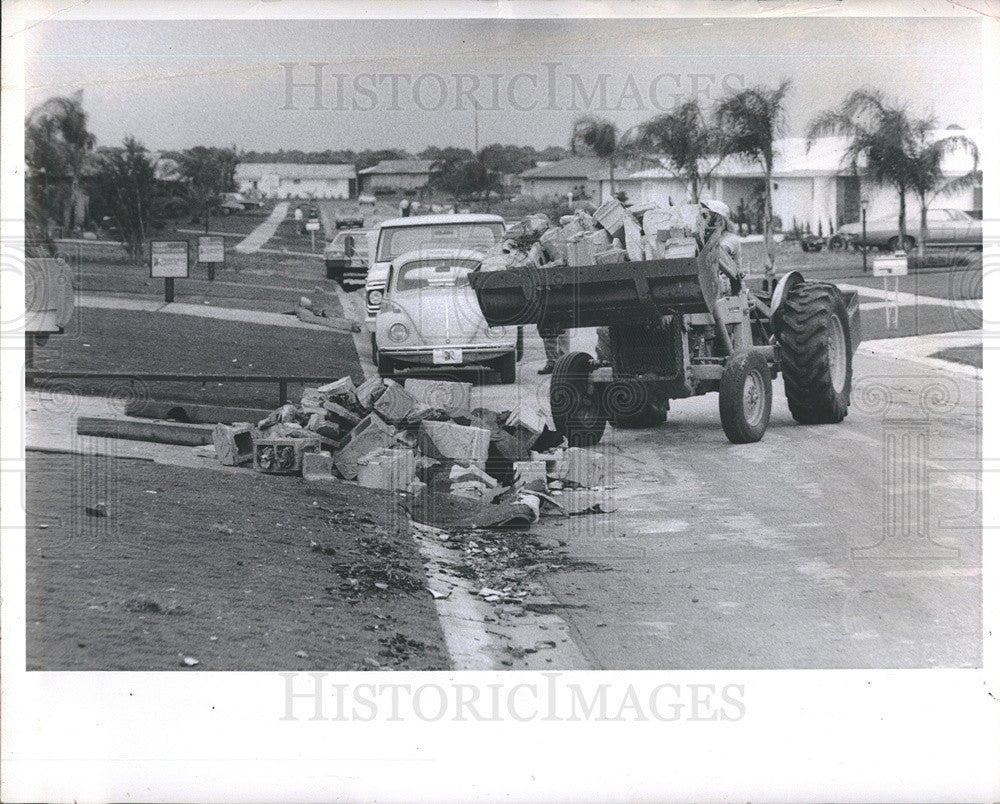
[362,212,506,330]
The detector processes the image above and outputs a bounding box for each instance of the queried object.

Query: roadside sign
[872,251,908,330]
[197,235,226,264]
[306,220,320,232]
[150,240,190,278]
[871,254,908,277]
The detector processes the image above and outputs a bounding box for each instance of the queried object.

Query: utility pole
[473,103,479,154]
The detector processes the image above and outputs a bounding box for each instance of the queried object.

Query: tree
[807,89,943,255]
[90,137,156,262]
[570,116,622,196]
[633,98,725,202]
[435,151,503,207]
[178,146,238,228]
[25,93,96,232]
[908,130,980,259]
[716,79,792,283]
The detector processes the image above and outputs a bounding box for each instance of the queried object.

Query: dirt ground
[25,451,449,671]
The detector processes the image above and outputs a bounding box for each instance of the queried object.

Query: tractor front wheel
[719,351,772,444]
[778,282,853,424]
[549,351,607,447]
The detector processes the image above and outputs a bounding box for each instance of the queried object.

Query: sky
[24,16,983,153]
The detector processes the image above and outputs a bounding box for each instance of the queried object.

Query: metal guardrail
[25,370,337,405]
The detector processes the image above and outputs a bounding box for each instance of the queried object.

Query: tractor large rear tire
[778,282,853,424]
[549,352,607,447]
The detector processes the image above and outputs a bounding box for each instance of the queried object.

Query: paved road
[332,271,982,669]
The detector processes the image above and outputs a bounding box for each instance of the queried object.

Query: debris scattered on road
[180,656,200,667]
[203,374,614,533]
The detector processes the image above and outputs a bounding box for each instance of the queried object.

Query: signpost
[197,235,225,281]
[150,240,189,302]
[860,196,870,273]
[306,218,320,252]
[871,252,908,330]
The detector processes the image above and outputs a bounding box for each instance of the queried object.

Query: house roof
[235,163,356,181]
[520,155,646,183]
[627,132,981,181]
[358,159,438,175]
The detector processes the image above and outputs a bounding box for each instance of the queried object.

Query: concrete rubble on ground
[197,374,612,529]
[479,198,711,273]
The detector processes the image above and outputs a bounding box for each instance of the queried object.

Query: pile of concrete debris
[480,198,708,272]
[209,376,612,529]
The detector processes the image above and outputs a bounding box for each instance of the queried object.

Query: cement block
[318,376,356,398]
[357,448,418,490]
[323,400,361,428]
[333,413,397,480]
[355,376,386,409]
[505,405,547,437]
[555,447,607,487]
[404,378,472,411]
[373,380,418,425]
[513,460,548,490]
[302,452,334,480]
[254,436,320,474]
[212,423,255,466]
[418,420,490,464]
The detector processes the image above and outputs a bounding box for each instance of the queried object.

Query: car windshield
[393,258,480,292]
[376,222,504,262]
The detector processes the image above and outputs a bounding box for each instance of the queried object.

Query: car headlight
[389,323,409,343]
[486,325,509,340]
[368,289,383,308]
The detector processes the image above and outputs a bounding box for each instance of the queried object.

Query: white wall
[238,176,350,199]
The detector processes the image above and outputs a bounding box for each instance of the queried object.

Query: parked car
[335,206,365,229]
[323,230,370,282]
[833,208,982,252]
[374,248,519,382]
[216,195,246,216]
[800,234,825,252]
[363,213,506,325]
[219,191,262,211]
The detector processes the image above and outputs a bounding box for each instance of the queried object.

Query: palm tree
[570,116,622,198]
[25,93,96,230]
[634,99,725,202]
[716,79,792,283]
[909,129,980,258]
[808,89,930,254]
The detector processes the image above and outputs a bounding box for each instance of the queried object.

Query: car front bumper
[379,343,516,366]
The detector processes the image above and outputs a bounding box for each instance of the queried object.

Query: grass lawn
[929,345,983,369]
[26,451,449,671]
[32,306,365,408]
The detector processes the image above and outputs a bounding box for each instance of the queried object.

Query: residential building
[357,159,438,194]
[234,163,357,199]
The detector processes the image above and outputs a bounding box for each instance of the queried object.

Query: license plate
[433,348,463,364]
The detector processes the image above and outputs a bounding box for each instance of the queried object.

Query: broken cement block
[505,405,547,438]
[393,428,419,449]
[530,448,564,475]
[492,428,531,462]
[317,377,356,398]
[555,447,607,487]
[213,423,254,466]
[513,460,548,491]
[593,198,627,239]
[357,448,418,490]
[323,400,361,428]
[355,376,386,410]
[257,403,301,429]
[373,380,418,425]
[333,413,397,480]
[302,452,334,481]
[555,488,616,515]
[254,436,319,474]
[418,420,489,464]
[404,378,472,411]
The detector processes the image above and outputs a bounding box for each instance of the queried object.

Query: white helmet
[703,199,732,221]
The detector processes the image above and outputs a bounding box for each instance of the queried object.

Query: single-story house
[357,159,438,194]
[627,132,982,235]
[519,156,643,205]
[234,163,357,199]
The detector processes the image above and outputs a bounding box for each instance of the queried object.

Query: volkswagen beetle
[374,248,520,382]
